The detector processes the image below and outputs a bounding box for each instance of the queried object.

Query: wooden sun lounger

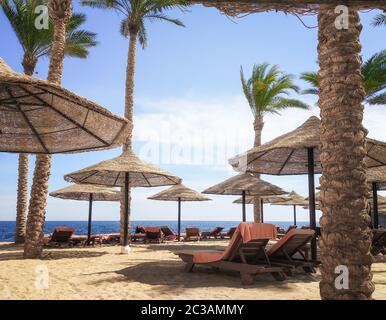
[267,229,320,274]
[43,227,75,247]
[144,227,164,244]
[371,229,386,256]
[176,233,288,285]
[160,226,177,241]
[184,227,201,241]
[201,227,224,239]
[220,227,237,239]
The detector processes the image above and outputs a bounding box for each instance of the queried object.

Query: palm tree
[240,63,309,222]
[301,50,386,106]
[372,12,386,27]
[81,0,188,243]
[1,0,96,245]
[317,5,373,300]
[23,0,80,258]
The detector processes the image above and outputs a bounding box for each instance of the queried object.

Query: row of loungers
[176,224,320,285]
[176,224,386,285]
[42,226,237,247]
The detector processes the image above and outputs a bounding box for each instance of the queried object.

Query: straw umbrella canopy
[233,194,289,204]
[203,173,288,222]
[0,59,129,154]
[50,184,120,244]
[270,191,307,226]
[367,166,386,228]
[229,116,386,259]
[64,150,181,252]
[148,184,211,241]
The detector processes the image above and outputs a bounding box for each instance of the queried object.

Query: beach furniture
[371,229,386,256]
[201,227,224,239]
[160,226,177,241]
[43,227,75,247]
[267,229,319,273]
[144,227,164,243]
[184,227,201,241]
[220,227,237,239]
[176,223,287,285]
[277,225,297,239]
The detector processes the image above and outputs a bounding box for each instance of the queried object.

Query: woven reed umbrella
[229,116,386,259]
[0,59,129,153]
[148,184,211,241]
[367,166,386,228]
[269,191,307,226]
[64,150,181,252]
[233,194,289,222]
[203,173,288,222]
[50,184,120,244]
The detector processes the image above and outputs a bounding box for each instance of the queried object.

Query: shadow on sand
[87,258,319,295]
[0,246,110,261]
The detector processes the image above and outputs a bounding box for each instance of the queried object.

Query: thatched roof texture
[50,184,120,201]
[0,58,129,154]
[192,1,386,17]
[367,166,386,191]
[270,191,307,206]
[229,116,386,175]
[148,184,211,202]
[203,173,288,196]
[64,151,181,187]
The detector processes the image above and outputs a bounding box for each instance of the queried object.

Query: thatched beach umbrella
[148,184,211,241]
[203,173,288,222]
[367,166,386,228]
[64,150,181,252]
[270,191,307,226]
[229,116,386,259]
[233,194,289,222]
[0,58,129,153]
[50,184,120,244]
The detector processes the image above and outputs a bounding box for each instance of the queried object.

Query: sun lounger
[144,227,164,243]
[176,222,287,285]
[160,226,177,241]
[43,227,75,247]
[371,229,386,256]
[277,225,297,239]
[184,227,201,241]
[267,229,319,273]
[201,227,224,239]
[220,227,237,239]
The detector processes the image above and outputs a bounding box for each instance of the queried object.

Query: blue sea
[0,220,310,242]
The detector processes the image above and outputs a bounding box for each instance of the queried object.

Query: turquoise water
[0,220,311,242]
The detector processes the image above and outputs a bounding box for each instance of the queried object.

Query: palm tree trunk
[15,55,37,244]
[119,31,137,244]
[253,116,264,222]
[24,0,72,258]
[318,5,374,299]
[15,154,28,244]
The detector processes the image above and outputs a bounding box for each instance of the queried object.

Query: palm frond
[366,93,386,106]
[372,13,386,27]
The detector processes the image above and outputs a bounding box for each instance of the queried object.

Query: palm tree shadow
[0,248,109,261]
[144,243,227,253]
[88,259,319,294]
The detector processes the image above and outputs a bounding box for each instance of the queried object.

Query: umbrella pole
[122,172,131,253]
[86,193,93,246]
[260,199,264,223]
[242,191,246,222]
[307,148,317,260]
[372,182,379,229]
[293,205,297,226]
[177,197,181,241]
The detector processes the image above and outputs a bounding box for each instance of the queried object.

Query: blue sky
[0,4,385,222]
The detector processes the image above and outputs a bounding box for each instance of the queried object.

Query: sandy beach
[1,241,385,300]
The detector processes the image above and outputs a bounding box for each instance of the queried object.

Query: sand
[0,241,385,300]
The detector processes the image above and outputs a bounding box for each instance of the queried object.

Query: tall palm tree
[317,5,373,300]
[23,0,74,258]
[301,50,386,106]
[240,63,309,222]
[1,0,97,245]
[81,0,188,243]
